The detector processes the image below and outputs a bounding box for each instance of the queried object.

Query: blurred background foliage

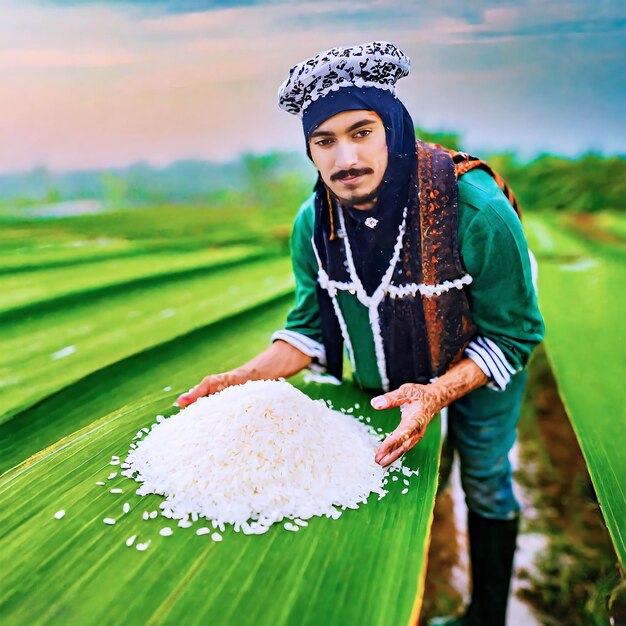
[2,128,624,222]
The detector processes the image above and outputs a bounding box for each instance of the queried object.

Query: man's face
[308,109,388,209]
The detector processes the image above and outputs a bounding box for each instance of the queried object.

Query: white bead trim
[337,205,408,392]
[387,274,473,299]
[312,205,474,392]
[329,291,357,373]
[311,237,356,373]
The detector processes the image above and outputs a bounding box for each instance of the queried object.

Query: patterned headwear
[279,41,418,297]
[277,41,410,118]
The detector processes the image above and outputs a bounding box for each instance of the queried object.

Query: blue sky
[1,0,624,172]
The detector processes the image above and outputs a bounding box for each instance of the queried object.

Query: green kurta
[280,168,545,391]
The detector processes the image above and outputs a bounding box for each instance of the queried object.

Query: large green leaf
[0,256,293,423]
[0,383,440,626]
[0,246,260,314]
[0,296,293,474]
[525,213,626,567]
[0,234,139,273]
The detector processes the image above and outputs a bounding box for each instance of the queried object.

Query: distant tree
[414,127,462,151]
[101,173,128,209]
[44,184,61,204]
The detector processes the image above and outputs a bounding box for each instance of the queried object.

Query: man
[178,41,544,626]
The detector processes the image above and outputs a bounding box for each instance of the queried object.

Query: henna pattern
[372,358,489,466]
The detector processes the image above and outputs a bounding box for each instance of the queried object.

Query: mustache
[330,168,373,182]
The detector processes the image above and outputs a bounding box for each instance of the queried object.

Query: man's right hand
[176,370,247,408]
[175,340,313,409]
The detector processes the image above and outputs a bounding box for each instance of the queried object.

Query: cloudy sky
[1,0,624,172]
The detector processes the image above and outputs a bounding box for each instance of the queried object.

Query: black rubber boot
[465,510,519,626]
[428,511,519,626]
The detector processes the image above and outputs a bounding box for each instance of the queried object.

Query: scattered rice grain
[125,380,413,534]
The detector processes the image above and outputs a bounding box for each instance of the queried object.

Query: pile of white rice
[124,380,391,534]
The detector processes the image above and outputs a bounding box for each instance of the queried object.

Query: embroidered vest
[313,140,517,392]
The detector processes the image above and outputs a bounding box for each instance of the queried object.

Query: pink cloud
[0,48,137,69]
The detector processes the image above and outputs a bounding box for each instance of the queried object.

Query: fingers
[374,406,430,467]
[176,375,220,407]
[370,383,418,410]
[375,429,423,467]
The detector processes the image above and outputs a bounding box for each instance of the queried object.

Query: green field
[1,203,623,624]
[0,205,439,626]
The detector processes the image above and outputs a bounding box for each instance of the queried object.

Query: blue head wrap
[303,86,418,294]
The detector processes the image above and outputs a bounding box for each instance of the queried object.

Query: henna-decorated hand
[370,383,441,467]
[370,358,490,467]
[176,369,248,408]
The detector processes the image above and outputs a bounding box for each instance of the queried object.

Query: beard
[328,167,381,209]
[337,187,379,208]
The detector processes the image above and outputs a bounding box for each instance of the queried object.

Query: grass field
[1,203,623,625]
[0,203,439,626]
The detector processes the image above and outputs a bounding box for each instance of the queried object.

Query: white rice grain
[125,380,413,534]
[160,527,173,536]
[125,535,137,547]
[103,518,116,525]
[54,510,65,520]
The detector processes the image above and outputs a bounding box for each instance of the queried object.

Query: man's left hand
[369,358,490,467]
[370,383,440,467]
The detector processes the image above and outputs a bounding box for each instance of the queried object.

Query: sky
[1,0,625,173]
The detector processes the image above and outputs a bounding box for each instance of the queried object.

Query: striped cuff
[271,330,327,366]
[465,336,517,391]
